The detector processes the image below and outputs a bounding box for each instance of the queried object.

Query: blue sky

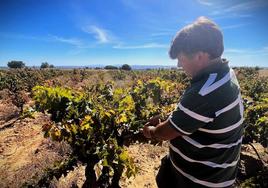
[0,0,268,67]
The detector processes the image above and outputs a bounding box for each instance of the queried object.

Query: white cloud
[82,25,110,44]
[151,32,172,37]
[224,46,268,56]
[120,0,139,10]
[224,46,268,67]
[0,32,95,51]
[197,0,213,6]
[224,48,247,54]
[202,0,268,17]
[221,23,249,30]
[224,0,268,13]
[0,32,86,48]
[113,43,168,49]
[212,13,252,20]
[49,35,83,47]
[263,46,268,51]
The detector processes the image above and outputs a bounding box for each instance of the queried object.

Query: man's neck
[192,57,222,78]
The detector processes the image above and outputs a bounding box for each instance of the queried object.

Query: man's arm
[142,119,181,141]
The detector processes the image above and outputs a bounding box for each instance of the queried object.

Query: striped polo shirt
[168,60,244,187]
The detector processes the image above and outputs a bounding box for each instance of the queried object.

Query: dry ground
[259,69,268,77]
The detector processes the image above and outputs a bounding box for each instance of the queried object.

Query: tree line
[6,61,132,70]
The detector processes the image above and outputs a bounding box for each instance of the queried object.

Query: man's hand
[141,115,161,139]
[148,115,161,126]
[142,125,156,139]
[141,119,182,141]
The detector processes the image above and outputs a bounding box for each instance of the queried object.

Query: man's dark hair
[169,16,224,59]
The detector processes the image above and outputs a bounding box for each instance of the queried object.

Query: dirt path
[0,113,71,188]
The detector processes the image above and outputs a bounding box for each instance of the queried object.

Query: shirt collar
[191,58,229,83]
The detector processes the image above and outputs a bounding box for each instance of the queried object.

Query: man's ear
[196,52,209,63]
[192,52,202,63]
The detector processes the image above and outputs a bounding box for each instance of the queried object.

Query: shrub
[121,64,132,71]
[104,65,118,70]
[7,61,25,68]
[41,62,54,69]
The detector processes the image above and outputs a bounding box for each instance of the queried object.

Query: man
[142,17,244,187]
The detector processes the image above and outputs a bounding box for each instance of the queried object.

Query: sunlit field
[0,67,267,187]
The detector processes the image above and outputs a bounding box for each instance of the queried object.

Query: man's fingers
[144,122,151,126]
[141,126,151,138]
[149,115,162,126]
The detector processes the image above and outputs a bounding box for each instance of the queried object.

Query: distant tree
[121,64,132,71]
[7,61,25,68]
[104,65,118,70]
[41,62,54,69]
[41,62,49,69]
[254,66,260,71]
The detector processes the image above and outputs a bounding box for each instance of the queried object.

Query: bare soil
[0,100,71,187]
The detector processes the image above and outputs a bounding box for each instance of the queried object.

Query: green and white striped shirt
[169,60,244,187]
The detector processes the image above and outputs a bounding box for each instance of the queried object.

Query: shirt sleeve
[168,92,215,135]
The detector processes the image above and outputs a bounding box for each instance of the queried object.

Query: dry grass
[259,69,268,77]
[0,112,71,188]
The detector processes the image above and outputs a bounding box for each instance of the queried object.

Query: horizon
[1,0,268,67]
[1,64,267,70]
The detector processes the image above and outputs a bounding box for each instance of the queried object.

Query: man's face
[177,53,196,77]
